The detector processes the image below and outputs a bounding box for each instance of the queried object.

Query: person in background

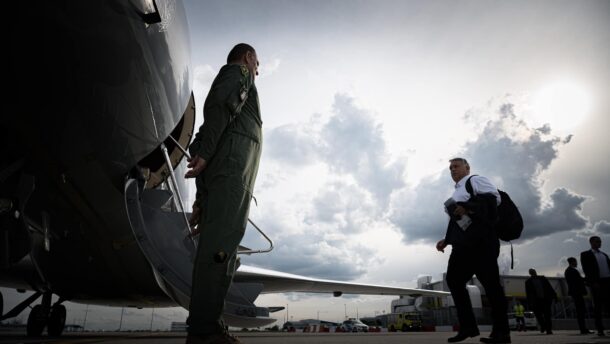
[525,268,556,335]
[580,236,610,337]
[564,257,593,335]
[513,301,525,332]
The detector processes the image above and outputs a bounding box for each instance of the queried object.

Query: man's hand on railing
[188,202,201,236]
[185,155,207,178]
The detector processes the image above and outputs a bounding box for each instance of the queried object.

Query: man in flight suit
[436,158,510,343]
[185,43,262,344]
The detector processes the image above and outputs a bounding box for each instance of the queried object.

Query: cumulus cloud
[594,221,610,235]
[265,122,319,166]
[306,180,379,233]
[579,220,610,238]
[321,95,406,203]
[257,94,608,282]
[193,64,216,91]
[254,94,407,280]
[266,94,406,204]
[260,58,281,78]
[390,101,594,243]
[242,179,384,281]
[242,231,379,281]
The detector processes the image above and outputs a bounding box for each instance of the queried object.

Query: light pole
[149,307,155,331]
[118,307,125,332]
[83,304,89,331]
[344,304,347,320]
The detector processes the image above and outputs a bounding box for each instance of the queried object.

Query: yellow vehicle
[387,312,422,332]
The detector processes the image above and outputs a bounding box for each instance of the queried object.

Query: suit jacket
[525,275,556,306]
[444,193,499,249]
[564,266,587,296]
[580,249,610,284]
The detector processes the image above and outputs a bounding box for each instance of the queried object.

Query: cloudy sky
[188,0,610,327]
[3,0,609,331]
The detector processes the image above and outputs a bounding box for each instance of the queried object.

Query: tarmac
[2,331,610,344]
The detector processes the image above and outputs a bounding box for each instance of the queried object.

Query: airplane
[1,0,448,336]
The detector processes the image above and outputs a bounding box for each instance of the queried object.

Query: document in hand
[444,198,472,231]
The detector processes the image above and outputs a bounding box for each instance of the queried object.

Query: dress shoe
[546,330,553,335]
[480,334,511,343]
[580,330,593,334]
[448,329,480,343]
[185,332,242,344]
[598,331,606,337]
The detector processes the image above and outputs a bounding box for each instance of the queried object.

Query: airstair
[124,142,273,312]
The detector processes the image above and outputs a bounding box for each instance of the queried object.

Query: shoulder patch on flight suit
[226,65,251,116]
[239,66,251,102]
[240,65,249,78]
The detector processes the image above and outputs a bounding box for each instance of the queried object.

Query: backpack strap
[467,175,516,269]
[511,243,514,269]
[464,175,478,197]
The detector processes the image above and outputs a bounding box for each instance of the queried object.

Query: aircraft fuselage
[3,0,193,308]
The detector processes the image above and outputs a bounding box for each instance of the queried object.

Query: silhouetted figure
[436,158,510,343]
[580,236,610,337]
[525,269,556,334]
[564,257,592,334]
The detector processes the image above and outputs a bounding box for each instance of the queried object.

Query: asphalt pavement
[2,330,610,344]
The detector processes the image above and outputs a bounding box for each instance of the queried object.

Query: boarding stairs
[123,141,273,311]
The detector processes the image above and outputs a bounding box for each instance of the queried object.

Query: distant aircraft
[1,0,448,336]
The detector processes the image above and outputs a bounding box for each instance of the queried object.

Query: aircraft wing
[234,265,449,297]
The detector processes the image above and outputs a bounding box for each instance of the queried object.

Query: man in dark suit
[525,269,556,334]
[564,257,592,334]
[580,236,610,337]
[436,158,510,343]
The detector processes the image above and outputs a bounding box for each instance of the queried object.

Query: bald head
[226,43,259,78]
[227,43,255,63]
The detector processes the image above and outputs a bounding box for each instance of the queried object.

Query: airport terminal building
[386,273,608,330]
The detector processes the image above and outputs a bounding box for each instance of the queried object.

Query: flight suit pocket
[226,133,261,192]
[203,136,235,183]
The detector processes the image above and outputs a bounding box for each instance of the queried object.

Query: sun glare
[532,81,592,132]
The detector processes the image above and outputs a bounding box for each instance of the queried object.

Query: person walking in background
[525,268,556,335]
[436,158,510,343]
[580,236,610,337]
[564,257,593,335]
[513,301,526,332]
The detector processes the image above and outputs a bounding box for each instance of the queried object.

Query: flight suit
[186,64,262,336]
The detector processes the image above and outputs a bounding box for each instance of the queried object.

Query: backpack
[466,175,524,268]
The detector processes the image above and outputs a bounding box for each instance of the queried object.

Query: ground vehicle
[507,311,538,330]
[387,312,422,332]
[341,319,369,332]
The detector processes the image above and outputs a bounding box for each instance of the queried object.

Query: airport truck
[387,312,422,332]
